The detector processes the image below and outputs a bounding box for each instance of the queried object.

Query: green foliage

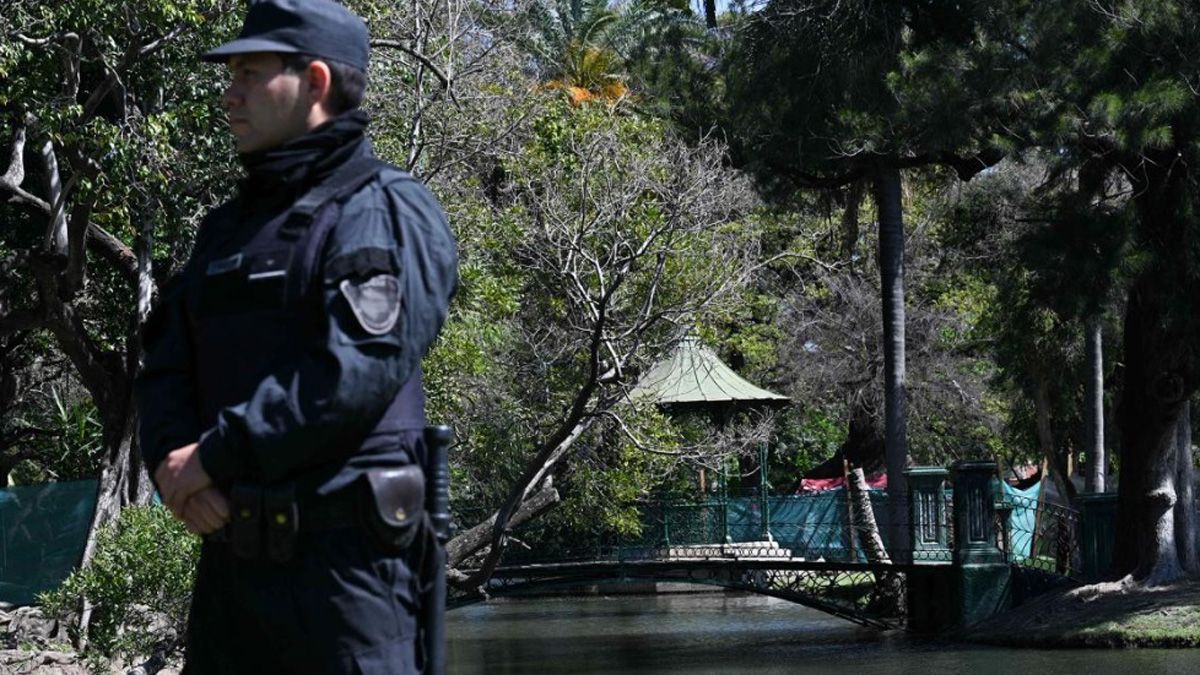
[431,93,757,539]
[505,0,693,94]
[773,408,843,481]
[40,505,199,663]
[11,387,105,484]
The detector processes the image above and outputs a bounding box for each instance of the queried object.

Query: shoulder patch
[339,274,402,335]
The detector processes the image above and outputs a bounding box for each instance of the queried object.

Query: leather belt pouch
[362,465,425,553]
[263,484,299,563]
[231,483,262,560]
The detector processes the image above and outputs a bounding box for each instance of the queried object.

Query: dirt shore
[961,578,1200,647]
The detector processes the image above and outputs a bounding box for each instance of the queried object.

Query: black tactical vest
[182,158,426,491]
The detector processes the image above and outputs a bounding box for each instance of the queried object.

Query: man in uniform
[136,0,457,672]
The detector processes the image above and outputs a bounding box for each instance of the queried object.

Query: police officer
[136,0,457,672]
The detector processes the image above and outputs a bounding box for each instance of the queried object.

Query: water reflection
[446,592,1195,674]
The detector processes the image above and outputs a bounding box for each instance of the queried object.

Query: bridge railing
[453,465,1082,579]
[480,491,957,566]
[997,492,1081,578]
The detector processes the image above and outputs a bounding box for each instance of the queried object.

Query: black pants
[183,526,420,674]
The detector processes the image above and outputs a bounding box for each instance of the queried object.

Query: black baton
[423,425,453,674]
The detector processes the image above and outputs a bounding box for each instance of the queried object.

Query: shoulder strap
[374,163,417,187]
[280,155,384,239]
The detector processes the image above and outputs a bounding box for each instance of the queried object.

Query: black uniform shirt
[136,112,457,496]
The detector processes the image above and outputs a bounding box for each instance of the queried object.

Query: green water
[446,593,1197,674]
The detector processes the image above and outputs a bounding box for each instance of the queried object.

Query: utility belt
[208,465,428,563]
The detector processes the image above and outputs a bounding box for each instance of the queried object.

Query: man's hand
[155,442,211,519]
[182,487,231,535]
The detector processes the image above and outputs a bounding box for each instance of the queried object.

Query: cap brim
[201,37,303,63]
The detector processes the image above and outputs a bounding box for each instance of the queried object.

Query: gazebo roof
[629,335,789,408]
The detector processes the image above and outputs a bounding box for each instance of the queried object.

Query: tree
[428,103,760,585]
[0,1,242,563]
[722,0,1017,559]
[1010,0,1200,583]
[500,0,696,103]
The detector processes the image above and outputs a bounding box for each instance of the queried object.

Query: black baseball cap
[201,0,369,72]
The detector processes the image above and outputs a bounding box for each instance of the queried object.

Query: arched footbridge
[452,463,1104,631]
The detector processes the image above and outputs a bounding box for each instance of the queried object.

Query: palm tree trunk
[847,466,890,563]
[703,0,717,29]
[873,166,909,560]
[847,465,903,613]
[1085,315,1105,493]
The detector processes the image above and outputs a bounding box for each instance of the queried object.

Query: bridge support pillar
[951,460,1011,627]
[905,467,950,562]
[904,466,957,633]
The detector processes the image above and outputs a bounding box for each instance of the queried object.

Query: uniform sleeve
[135,274,202,476]
[195,179,458,484]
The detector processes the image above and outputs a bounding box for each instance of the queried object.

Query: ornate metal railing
[471,490,951,569]
[997,492,1081,578]
[457,491,1079,577]
[450,462,1098,629]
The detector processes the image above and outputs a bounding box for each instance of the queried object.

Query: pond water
[446,592,1196,674]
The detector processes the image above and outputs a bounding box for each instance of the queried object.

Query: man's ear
[306,60,335,112]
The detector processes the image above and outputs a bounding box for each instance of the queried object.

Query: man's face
[223,53,312,153]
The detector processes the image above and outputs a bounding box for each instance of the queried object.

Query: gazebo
[630,334,789,493]
[629,335,789,417]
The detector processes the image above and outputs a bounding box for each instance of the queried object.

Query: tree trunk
[846,466,889,562]
[1175,404,1197,574]
[446,482,560,568]
[846,466,903,614]
[873,167,909,560]
[1085,315,1106,493]
[1114,276,1188,584]
[703,0,717,29]
[77,403,151,652]
[1111,146,1200,585]
[841,179,864,266]
[1034,376,1076,504]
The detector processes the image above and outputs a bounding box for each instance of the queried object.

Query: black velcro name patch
[339,275,402,335]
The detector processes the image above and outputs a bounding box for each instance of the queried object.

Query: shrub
[40,504,199,664]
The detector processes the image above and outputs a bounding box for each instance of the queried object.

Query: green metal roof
[629,336,789,407]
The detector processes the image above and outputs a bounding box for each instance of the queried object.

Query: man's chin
[235,137,264,154]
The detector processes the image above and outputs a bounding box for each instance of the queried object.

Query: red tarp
[799,473,888,492]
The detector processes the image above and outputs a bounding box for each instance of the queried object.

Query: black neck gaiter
[238,109,371,202]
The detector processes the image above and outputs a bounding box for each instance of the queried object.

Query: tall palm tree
[508,0,693,101]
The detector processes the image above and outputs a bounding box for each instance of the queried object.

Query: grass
[962,578,1200,648]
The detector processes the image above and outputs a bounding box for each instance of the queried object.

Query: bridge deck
[491,557,938,577]
[458,556,933,630]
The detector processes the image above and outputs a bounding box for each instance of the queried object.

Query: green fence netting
[0,480,97,606]
[643,490,898,562]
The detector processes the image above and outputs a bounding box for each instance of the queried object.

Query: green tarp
[1002,480,1041,561]
[650,490,897,562]
[0,480,96,606]
[659,486,1041,563]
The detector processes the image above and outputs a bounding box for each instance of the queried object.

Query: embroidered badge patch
[339,275,402,335]
[206,253,243,276]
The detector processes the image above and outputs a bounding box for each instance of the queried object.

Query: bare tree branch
[1,124,27,188]
[371,39,452,91]
[446,481,560,568]
[39,140,68,258]
[0,124,50,211]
